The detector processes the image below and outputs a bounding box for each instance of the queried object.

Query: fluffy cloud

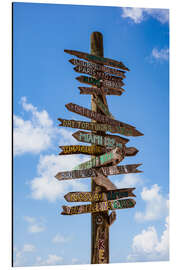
[24,216,46,233]
[135,184,168,222]
[29,153,89,202]
[14,97,60,156]
[52,233,70,244]
[35,254,63,265]
[121,7,169,24]
[13,244,35,266]
[114,173,143,189]
[127,216,169,262]
[152,48,169,61]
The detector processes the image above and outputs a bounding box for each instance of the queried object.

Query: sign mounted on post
[59,145,106,155]
[79,87,124,96]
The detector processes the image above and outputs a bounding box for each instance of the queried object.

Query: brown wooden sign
[125,147,138,156]
[73,147,125,170]
[55,164,142,181]
[64,188,136,202]
[79,87,124,96]
[93,96,114,119]
[61,198,136,215]
[72,130,129,148]
[65,102,135,129]
[76,75,125,90]
[64,49,130,71]
[92,171,117,190]
[74,65,124,83]
[69,58,126,78]
[108,211,116,226]
[59,145,105,156]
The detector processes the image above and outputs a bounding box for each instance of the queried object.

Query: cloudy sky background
[13,3,169,267]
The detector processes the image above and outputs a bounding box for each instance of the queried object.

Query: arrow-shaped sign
[69,58,126,78]
[61,198,136,215]
[64,49,130,71]
[59,145,106,155]
[64,188,136,202]
[79,87,124,96]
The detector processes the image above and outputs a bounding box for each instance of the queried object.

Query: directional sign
[72,131,129,147]
[92,171,117,190]
[59,145,105,155]
[61,198,136,215]
[74,66,124,83]
[65,103,135,130]
[64,49,130,71]
[99,163,142,176]
[55,164,142,181]
[93,96,114,119]
[79,87,124,96]
[64,188,136,202]
[125,147,138,156]
[76,76,124,90]
[73,147,124,170]
[69,58,126,78]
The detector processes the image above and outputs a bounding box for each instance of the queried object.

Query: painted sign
[65,102,136,130]
[79,87,124,96]
[76,75,125,90]
[59,145,105,155]
[93,96,114,119]
[73,147,124,170]
[72,130,129,146]
[55,163,142,181]
[58,118,142,136]
[69,58,126,78]
[64,49,130,71]
[74,65,124,83]
[61,198,136,215]
[64,188,136,202]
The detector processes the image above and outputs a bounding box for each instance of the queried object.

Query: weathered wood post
[90,32,110,264]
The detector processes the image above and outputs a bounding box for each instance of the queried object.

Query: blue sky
[13,2,169,267]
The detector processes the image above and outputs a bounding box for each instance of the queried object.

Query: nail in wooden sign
[55,164,142,181]
[64,49,130,71]
[58,118,142,136]
[65,103,135,130]
[76,75,124,90]
[79,87,124,96]
[93,96,114,119]
[72,131,129,147]
[64,188,136,202]
[73,147,124,170]
[61,198,136,215]
[59,145,105,155]
[74,65,124,83]
[69,58,126,78]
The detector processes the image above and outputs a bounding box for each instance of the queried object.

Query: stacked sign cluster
[55,49,143,216]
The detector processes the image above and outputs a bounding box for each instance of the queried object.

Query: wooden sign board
[92,172,117,190]
[69,58,126,78]
[73,147,124,170]
[64,49,130,71]
[76,75,125,91]
[61,198,136,215]
[64,188,136,202]
[74,65,123,83]
[72,131,129,148]
[79,87,124,96]
[93,96,114,119]
[65,102,136,130]
[55,164,142,181]
[59,145,105,156]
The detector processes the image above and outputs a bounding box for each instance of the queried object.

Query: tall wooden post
[91,32,110,264]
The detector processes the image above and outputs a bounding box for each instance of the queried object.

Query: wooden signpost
[55,163,142,181]
[64,188,136,202]
[55,32,143,265]
[79,87,124,96]
[61,198,136,215]
[69,59,126,78]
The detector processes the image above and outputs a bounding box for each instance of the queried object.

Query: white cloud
[121,7,169,24]
[23,244,36,252]
[24,216,46,233]
[127,216,169,262]
[114,174,143,189]
[35,254,63,266]
[152,48,169,61]
[14,97,60,156]
[135,184,168,222]
[13,244,35,266]
[52,233,70,243]
[29,154,89,202]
